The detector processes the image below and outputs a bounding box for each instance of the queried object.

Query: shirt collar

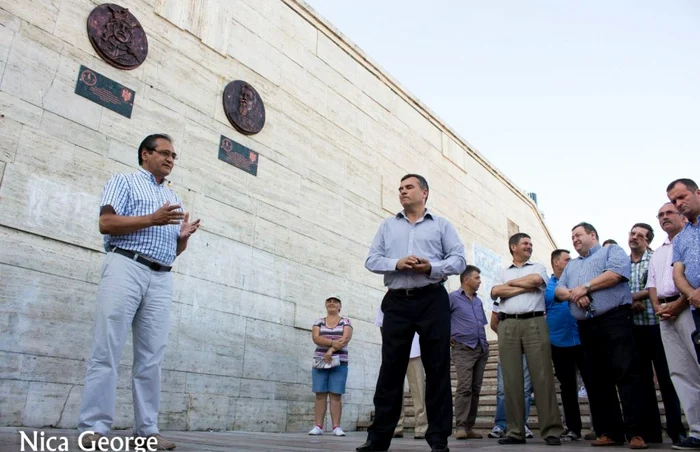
[509,260,533,269]
[630,249,651,264]
[581,244,602,258]
[549,273,558,282]
[138,167,166,186]
[460,288,478,301]
[396,207,433,221]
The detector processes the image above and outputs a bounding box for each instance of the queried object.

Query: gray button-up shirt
[557,244,632,320]
[365,209,466,289]
[492,261,549,314]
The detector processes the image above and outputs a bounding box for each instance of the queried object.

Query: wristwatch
[584,281,591,293]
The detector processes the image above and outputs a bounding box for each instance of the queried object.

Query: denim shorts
[312,364,348,394]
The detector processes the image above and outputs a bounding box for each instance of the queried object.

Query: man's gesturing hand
[179,212,201,240]
[151,201,185,226]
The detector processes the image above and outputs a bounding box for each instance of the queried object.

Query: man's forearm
[673,263,695,298]
[507,274,544,290]
[176,237,188,256]
[491,285,533,299]
[99,213,154,235]
[555,287,570,301]
[632,289,650,302]
[588,271,624,292]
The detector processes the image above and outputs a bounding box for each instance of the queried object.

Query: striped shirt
[645,238,679,298]
[557,244,632,321]
[630,250,657,326]
[313,317,352,363]
[101,168,182,266]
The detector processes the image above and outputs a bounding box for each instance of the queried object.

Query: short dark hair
[551,249,570,265]
[137,133,173,165]
[666,178,698,193]
[572,222,599,240]
[460,265,481,283]
[400,174,429,201]
[508,232,531,255]
[602,239,618,246]
[631,222,654,243]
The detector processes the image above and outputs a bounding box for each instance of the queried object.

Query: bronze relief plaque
[223,80,266,135]
[87,3,148,70]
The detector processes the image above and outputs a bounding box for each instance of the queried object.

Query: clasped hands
[566,285,592,309]
[324,338,346,362]
[396,255,432,274]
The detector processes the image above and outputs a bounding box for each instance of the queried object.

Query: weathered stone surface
[233,398,287,432]
[0,0,556,432]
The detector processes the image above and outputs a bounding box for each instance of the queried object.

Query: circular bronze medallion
[87,3,148,70]
[223,80,266,135]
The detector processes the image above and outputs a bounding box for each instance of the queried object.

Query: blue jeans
[495,355,532,430]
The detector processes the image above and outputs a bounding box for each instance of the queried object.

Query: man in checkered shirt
[628,223,684,445]
[77,134,200,451]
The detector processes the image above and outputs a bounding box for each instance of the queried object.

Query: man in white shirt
[376,308,428,440]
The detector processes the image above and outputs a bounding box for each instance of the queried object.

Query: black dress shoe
[356,440,388,452]
[498,436,526,445]
[545,436,562,446]
[431,446,449,452]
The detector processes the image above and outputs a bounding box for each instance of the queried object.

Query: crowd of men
[73,133,699,452]
[359,175,700,452]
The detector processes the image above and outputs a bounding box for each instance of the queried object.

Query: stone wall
[0,0,556,432]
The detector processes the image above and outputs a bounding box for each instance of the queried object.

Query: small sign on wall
[74,65,135,118]
[218,135,259,176]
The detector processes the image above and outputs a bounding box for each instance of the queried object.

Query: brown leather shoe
[80,433,105,451]
[466,430,483,439]
[146,434,177,450]
[455,429,468,440]
[592,435,624,447]
[628,437,647,450]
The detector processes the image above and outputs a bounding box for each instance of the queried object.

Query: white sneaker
[525,426,534,438]
[308,426,323,435]
[488,426,505,438]
[333,427,346,436]
[578,386,588,398]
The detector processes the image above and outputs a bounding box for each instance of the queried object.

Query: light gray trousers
[660,306,700,439]
[78,252,173,436]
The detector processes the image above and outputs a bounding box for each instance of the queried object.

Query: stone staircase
[357,341,683,435]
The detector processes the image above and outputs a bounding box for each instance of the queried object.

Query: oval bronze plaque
[87,3,148,70]
[223,80,266,135]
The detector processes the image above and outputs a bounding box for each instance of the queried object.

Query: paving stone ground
[0,428,675,452]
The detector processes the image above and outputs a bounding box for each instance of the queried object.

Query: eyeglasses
[656,211,680,219]
[149,149,178,160]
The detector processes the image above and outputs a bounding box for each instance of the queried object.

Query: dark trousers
[577,306,646,442]
[550,344,585,436]
[367,285,452,449]
[634,324,685,442]
[694,309,700,364]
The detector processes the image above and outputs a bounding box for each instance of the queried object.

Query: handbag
[313,355,341,369]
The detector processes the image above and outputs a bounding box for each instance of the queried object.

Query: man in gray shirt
[555,222,647,450]
[357,174,466,452]
[490,233,563,446]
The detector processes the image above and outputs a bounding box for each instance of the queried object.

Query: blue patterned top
[101,168,182,265]
[672,221,700,290]
[545,275,580,347]
[557,244,632,320]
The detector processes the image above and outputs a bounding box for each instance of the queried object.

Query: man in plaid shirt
[628,223,685,445]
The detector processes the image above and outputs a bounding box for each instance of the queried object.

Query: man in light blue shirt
[358,174,465,452]
[556,222,647,449]
[77,134,200,451]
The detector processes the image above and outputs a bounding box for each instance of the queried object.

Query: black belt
[659,294,680,303]
[110,247,172,272]
[498,311,545,320]
[388,282,442,297]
